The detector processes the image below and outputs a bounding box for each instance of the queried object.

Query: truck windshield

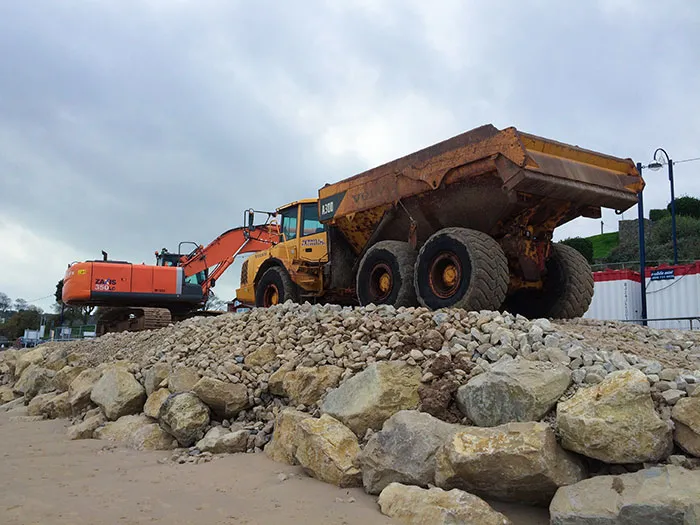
[302,203,325,236]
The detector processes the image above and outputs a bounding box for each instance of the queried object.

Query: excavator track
[97,307,172,335]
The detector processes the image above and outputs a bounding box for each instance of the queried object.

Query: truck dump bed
[318,124,643,253]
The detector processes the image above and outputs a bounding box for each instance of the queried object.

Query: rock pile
[2,301,700,523]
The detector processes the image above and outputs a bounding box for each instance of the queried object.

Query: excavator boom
[179,224,279,297]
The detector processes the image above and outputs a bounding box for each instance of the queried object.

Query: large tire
[356,240,417,307]
[503,243,594,319]
[414,227,509,311]
[255,266,298,307]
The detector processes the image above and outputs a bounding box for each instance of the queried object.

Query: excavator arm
[179,223,280,297]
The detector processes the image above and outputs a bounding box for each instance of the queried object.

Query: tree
[0,292,10,313]
[650,208,670,222]
[54,279,95,325]
[13,298,29,312]
[669,196,700,220]
[560,237,594,264]
[0,309,41,340]
[55,279,64,304]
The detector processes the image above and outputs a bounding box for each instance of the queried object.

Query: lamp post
[636,162,648,325]
[647,148,677,265]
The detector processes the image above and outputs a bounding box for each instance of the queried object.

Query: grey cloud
[0,0,698,301]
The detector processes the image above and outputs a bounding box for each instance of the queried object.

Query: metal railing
[591,259,697,271]
[619,316,700,330]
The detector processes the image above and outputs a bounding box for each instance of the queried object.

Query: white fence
[584,263,700,330]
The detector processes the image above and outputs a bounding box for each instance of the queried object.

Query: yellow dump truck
[236,124,643,318]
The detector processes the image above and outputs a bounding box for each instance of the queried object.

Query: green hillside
[586,232,619,260]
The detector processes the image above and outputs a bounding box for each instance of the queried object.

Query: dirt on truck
[237,124,644,318]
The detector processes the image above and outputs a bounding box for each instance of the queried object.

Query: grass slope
[587,232,619,260]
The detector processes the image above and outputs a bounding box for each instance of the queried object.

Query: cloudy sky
[1,0,699,311]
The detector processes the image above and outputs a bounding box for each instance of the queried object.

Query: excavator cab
[155,249,207,286]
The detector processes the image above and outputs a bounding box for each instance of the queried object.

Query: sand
[0,410,548,525]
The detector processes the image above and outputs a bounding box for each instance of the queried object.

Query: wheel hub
[378,273,391,293]
[429,252,462,299]
[264,284,280,306]
[369,263,393,302]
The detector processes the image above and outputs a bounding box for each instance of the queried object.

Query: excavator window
[280,207,298,241]
[185,271,206,286]
[301,203,325,237]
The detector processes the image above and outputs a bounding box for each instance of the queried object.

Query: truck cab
[236,199,328,306]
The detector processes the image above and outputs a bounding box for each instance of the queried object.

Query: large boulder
[1,349,20,378]
[268,363,294,396]
[158,392,210,446]
[265,408,313,465]
[14,347,45,377]
[144,363,170,395]
[378,483,512,525]
[195,427,249,454]
[53,365,86,392]
[143,388,171,419]
[192,377,248,419]
[294,414,362,487]
[672,396,700,457]
[556,369,673,463]
[244,343,278,367]
[282,365,343,406]
[90,367,146,421]
[43,350,69,372]
[0,385,19,404]
[360,410,460,495]
[95,414,176,450]
[321,362,421,436]
[168,366,200,393]
[435,422,586,505]
[457,358,571,426]
[68,368,103,413]
[550,466,700,524]
[67,411,107,440]
[40,392,72,419]
[13,364,55,401]
[27,393,55,416]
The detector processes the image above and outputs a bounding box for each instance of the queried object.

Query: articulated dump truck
[237,124,644,319]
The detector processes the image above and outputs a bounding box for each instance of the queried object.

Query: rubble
[3,302,700,522]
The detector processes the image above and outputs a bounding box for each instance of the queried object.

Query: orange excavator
[62,212,279,334]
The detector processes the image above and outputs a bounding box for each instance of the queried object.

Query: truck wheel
[504,243,593,319]
[356,241,417,307]
[255,266,298,307]
[414,228,508,311]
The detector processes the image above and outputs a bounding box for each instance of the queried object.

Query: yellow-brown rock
[265,408,312,465]
[556,369,672,463]
[294,414,362,487]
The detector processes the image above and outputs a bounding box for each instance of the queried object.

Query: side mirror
[247,210,255,230]
[211,278,216,288]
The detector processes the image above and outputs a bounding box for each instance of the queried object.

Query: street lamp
[647,148,678,265]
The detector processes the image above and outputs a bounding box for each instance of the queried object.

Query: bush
[560,237,594,264]
[650,208,670,222]
[668,196,700,219]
